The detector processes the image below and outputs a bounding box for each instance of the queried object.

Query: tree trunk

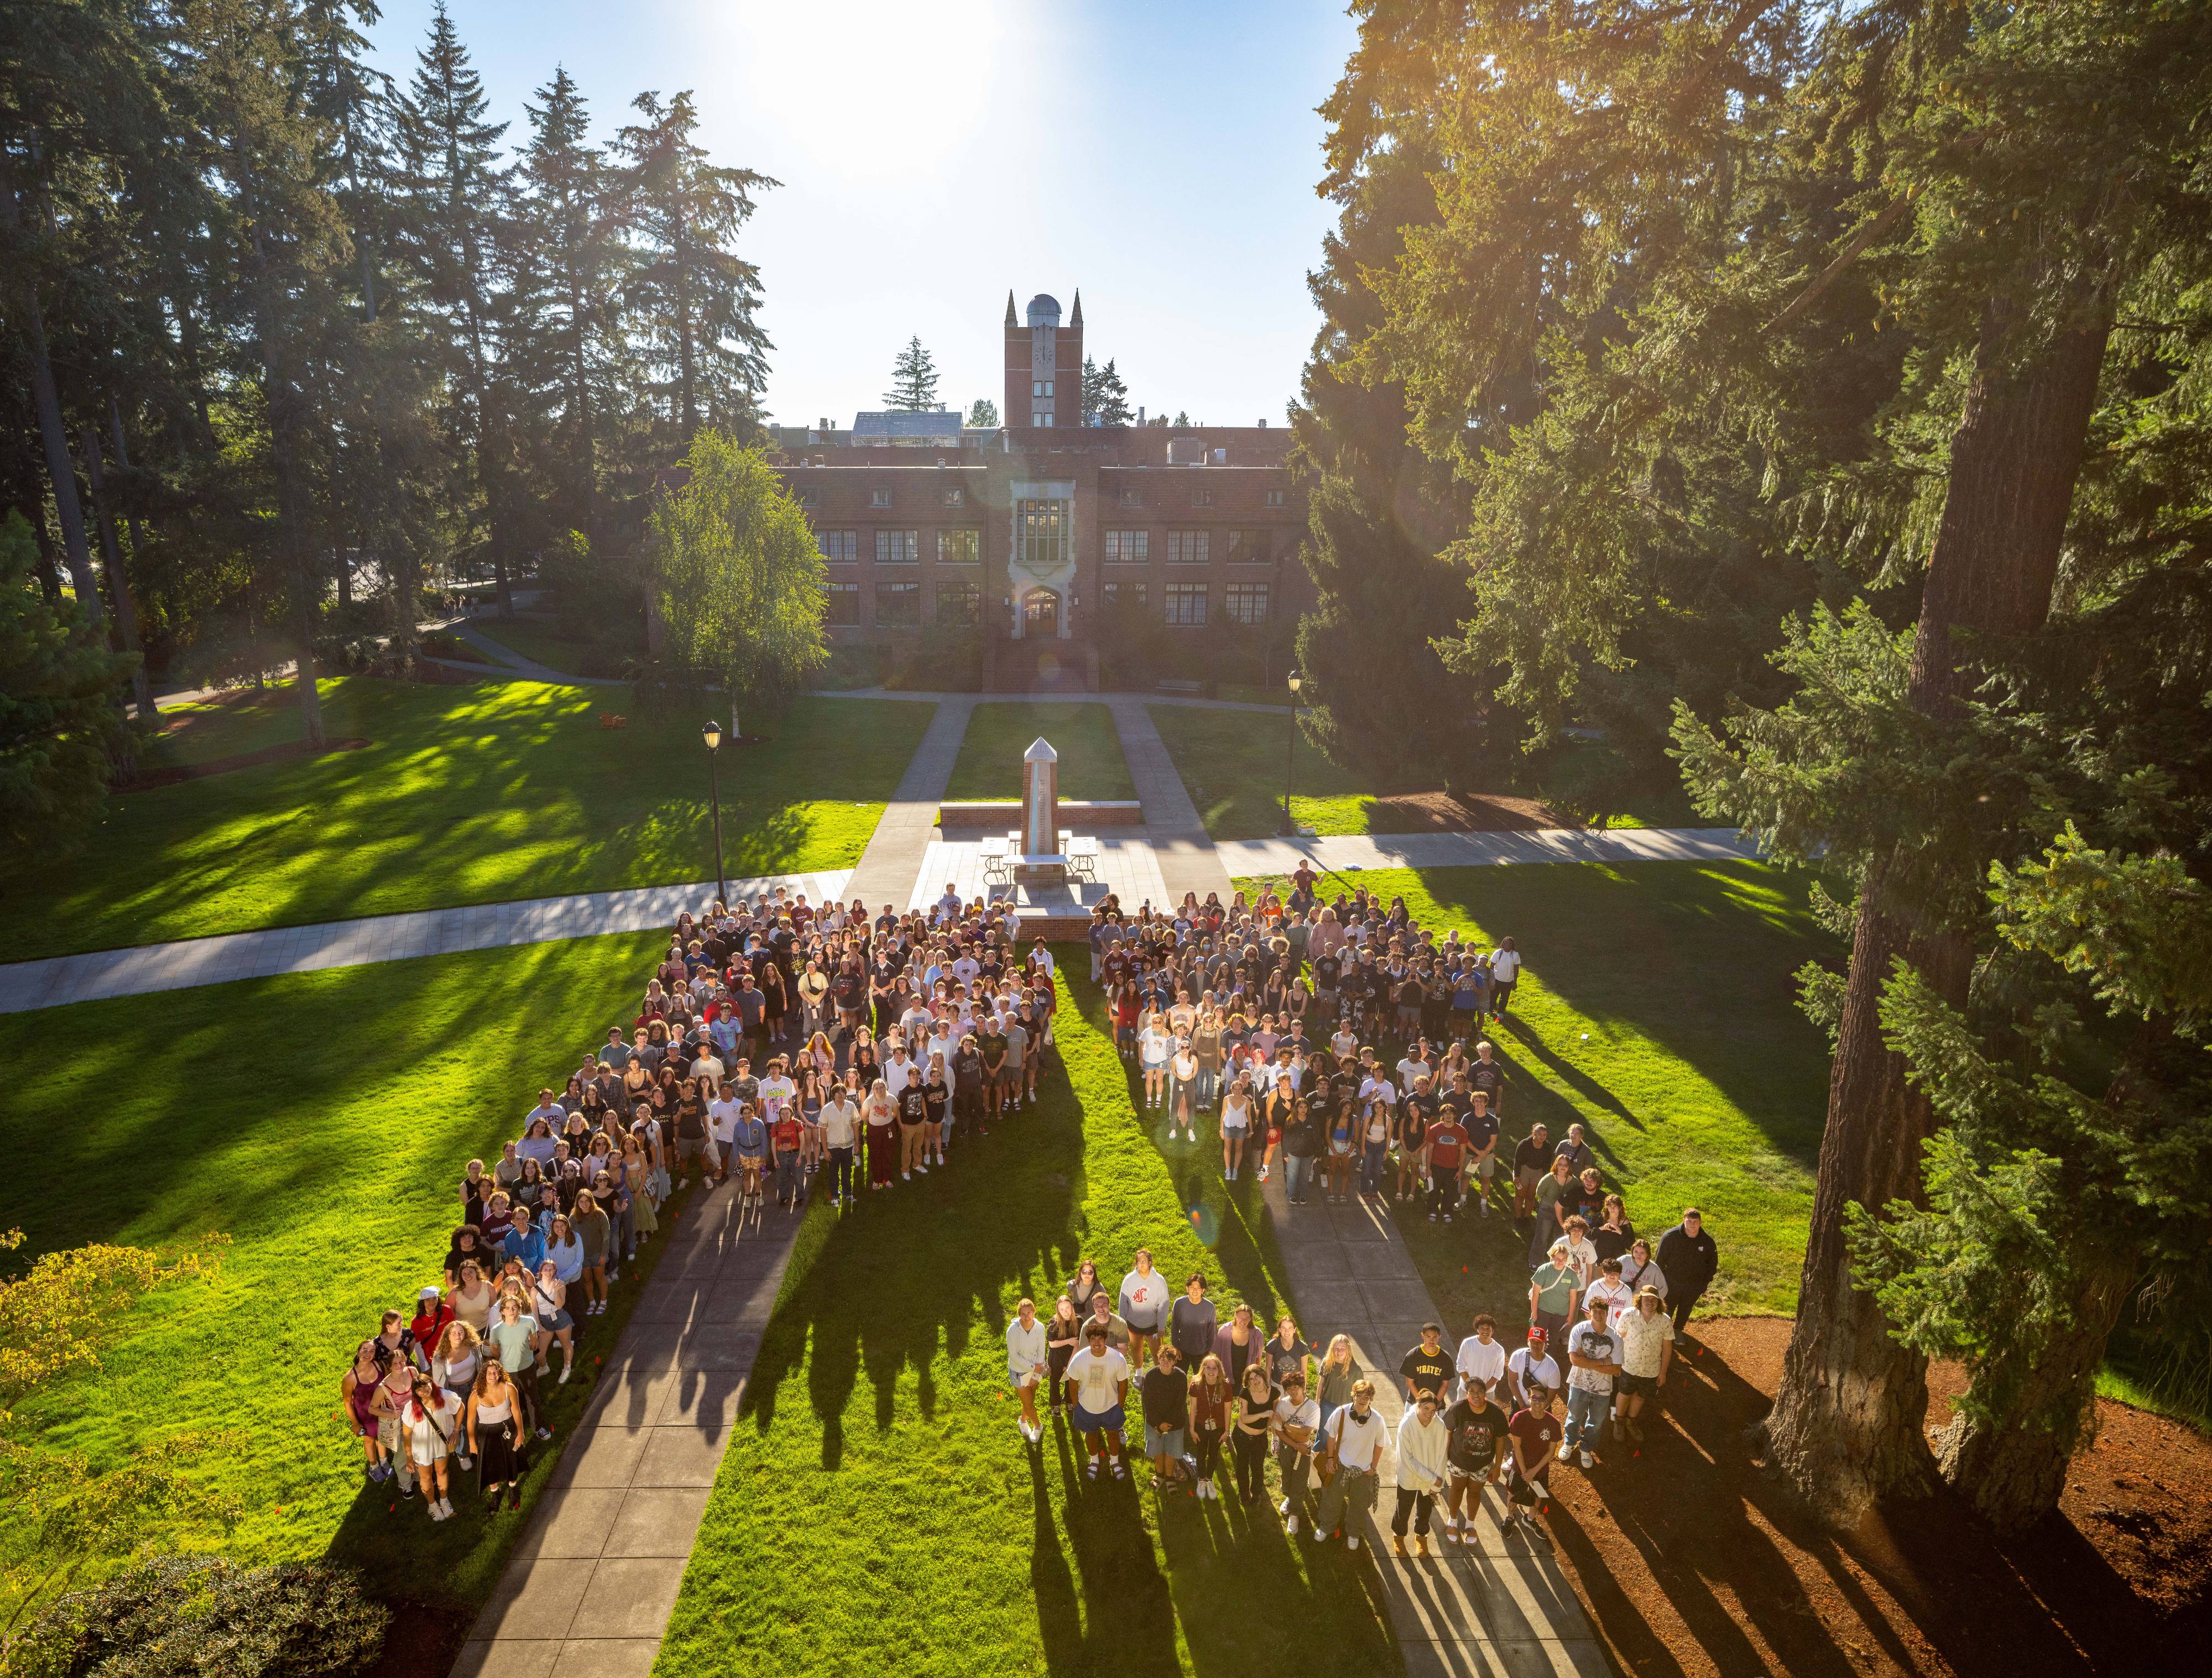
[81,422,156,720]
[1932,1248,2136,1534]
[1761,294,2113,1521]
[28,487,62,602]
[7,185,103,629]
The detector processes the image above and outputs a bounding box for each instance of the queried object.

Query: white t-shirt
[1585,1276,1634,1330]
[1139,1027,1171,1068]
[757,1076,795,1121]
[1507,1346,1562,1399]
[1328,1404,1389,1474]
[1491,948,1521,982]
[1065,1346,1129,1416]
[706,1097,742,1144]
[1566,1321,1620,1394]
[1006,1316,1049,1379]
[884,1055,917,1096]
[691,1052,726,1088]
[1455,1334,1507,1395]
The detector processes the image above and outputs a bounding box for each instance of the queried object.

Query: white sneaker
[1286,1515,1300,1534]
[438,1497,455,1518]
[1277,1497,1291,1516]
[1557,1442,1573,1462]
[559,1363,572,1384]
[901,1172,911,1182]
[427,1501,447,1522]
[1347,1534,1361,1550]
[916,1163,929,1174]
[1579,1449,1595,1469]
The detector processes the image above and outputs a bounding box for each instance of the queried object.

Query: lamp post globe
[1280,669,1301,837]
[703,721,728,908]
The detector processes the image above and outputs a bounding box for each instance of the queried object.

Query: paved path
[449,621,627,687]
[1106,697,1237,906]
[1219,827,1759,879]
[841,694,973,909]
[0,871,851,1015]
[1263,1180,1610,1675]
[454,1180,802,1678]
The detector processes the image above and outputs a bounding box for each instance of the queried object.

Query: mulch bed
[1368,790,1567,831]
[119,737,371,790]
[1541,1316,2210,1676]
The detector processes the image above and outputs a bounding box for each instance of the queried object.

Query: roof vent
[1167,435,1206,466]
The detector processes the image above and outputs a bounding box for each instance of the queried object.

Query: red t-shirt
[1427,1121,1468,1168]
[771,1116,801,1152]
[1509,1407,1561,1479]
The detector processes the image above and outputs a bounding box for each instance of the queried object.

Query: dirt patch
[1366,790,1568,832]
[119,738,371,790]
[360,1598,470,1678]
[1538,1315,2211,1676]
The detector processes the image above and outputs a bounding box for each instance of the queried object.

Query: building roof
[852,410,963,439]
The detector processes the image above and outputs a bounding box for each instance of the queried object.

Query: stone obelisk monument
[1014,737,1067,885]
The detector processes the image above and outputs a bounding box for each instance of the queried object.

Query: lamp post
[1279,669,1302,837]
[702,719,728,909]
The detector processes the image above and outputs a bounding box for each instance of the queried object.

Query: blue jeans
[1565,1386,1608,1452]
[1360,1140,1388,1194]
[1284,1154,1314,1202]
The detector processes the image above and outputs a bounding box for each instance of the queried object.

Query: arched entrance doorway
[1023,587,1060,637]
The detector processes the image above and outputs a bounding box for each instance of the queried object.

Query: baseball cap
[418,1284,441,1300]
[1526,1325,1548,1343]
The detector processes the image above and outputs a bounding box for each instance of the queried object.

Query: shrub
[15,1557,388,1678]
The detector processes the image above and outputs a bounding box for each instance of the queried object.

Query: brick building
[765,288,1305,688]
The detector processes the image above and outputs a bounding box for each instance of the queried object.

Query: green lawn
[655,964,1394,1678]
[1,678,934,961]
[946,702,1136,802]
[0,932,681,1611]
[471,616,643,678]
[1236,861,1836,1319]
[1150,706,1700,839]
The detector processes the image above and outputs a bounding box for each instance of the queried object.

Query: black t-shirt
[1465,1110,1498,1154]
[978,1029,1008,1069]
[1140,1367,1188,1429]
[1513,1136,1549,1174]
[898,1085,928,1125]
[1443,1397,1509,1471]
[1312,954,1340,992]
[923,1080,950,1125]
[1468,1060,1506,1102]
[1400,1343,1453,1399]
[953,1049,985,1088]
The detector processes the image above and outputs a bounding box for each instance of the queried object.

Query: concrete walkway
[1263,1181,1610,1675]
[448,621,627,687]
[455,1179,803,1678]
[841,694,974,909]
[1105,697,1236,907]
[0,871,851,1015]
[1219,827,1759,879]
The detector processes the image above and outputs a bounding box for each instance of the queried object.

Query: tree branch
[1762,191,1918,334]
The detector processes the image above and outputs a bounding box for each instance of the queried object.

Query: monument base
[1011,854,1071,887]
[998,879,1105,942]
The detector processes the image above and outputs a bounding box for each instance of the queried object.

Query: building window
[817,530,858,563]
[1164,582,1208,626]
[942,485,966,507]
[937,528,980,564]
[1226,529,1271,563]
[1032,380,1054,398]
[1225,581,1271,625]
[936,581,979,625]
[1264,488,1287,508]
[1103,579,1146,608]
[875,581,920,626]
[796,488,818,510]
[1035,410,1053,427]
[869,488,892,508]
[1166,530,1211,565]
[1192,487,1214,507]
[1016,498,1068,572]
[825,582,860,626]
[1103,529,1150,564]
[875,530,918,564]
[1118,487,1142,508]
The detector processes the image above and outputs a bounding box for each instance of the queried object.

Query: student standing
[1045,1295,1083,1415]
[1562,1298,1622,1468]
[1272,1368,1321,1533]
[1140,1345,1191,1492]
[1169,1274,1218,1372]
[818,1084,860,1206]
[1005,1298,1050,1443]
[1230,1362,1279,1504]
[1503,1384,1561,1548]
[1118,1251,1170,1373]
[1441,1378,1511,1542]
[1656,1209,1719,1335]
[1312,1378,1388,1550]
[1064,1324,1131,1481]
[1611,1287,1675,1445]
[1392,1390,1449,1556]
[1187,1352,1233,1499]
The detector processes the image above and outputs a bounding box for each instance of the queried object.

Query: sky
[366,0,1361,429]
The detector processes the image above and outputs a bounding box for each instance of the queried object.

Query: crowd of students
[340,883,1063,1521]
[1042,868,1723,1549]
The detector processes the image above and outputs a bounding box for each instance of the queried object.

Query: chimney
[1137,405,1145,427]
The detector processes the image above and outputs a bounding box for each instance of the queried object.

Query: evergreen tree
[616,91,775,447]
[1083,357,1131,426]
[965,398,998,428]
[882,336,940,411]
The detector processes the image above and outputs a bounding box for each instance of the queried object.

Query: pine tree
[1083,357,1131,426]
[617,91,775,447]
[883,336,940,411]
[966,398,998,428]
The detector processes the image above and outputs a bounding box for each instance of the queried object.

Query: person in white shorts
[1006,1297,1049,1443]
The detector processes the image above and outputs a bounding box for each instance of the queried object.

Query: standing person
[1357,1081,1392,1198]
[1529,1154,1576,1269]
[1045,1295,1084,1415]
[1282,1097,1322,1205]
[769,1100,804,1211]
[1230,1361,1279,1505]
[1619,1235,1669,1306]
[1613,1287,1675,1444]
[1399,1322,1454,1407]
[1118,1250,1170,1373]
[1392,1389,1449,1556]
[1170,1038,1202,1143]
[1006,1297,1050,1443]
[488,1292,552,1442]
[466,1361,526,1513]
[862,1079,898,1190]
[572,1190,611,1316]
[1211,1300,1265,1389]
[1656,1209,1718,1336]
[531,1262,576,1383]
[1139,1013,1172,1110]
[1529,1240,1582,1347]
[342,1341,390,1484]
[1272,1368,1321,1533]
[1262,1315,1312,1391]
[1455,1314,1507,1403]
[819,1081,860,1206]
[1503,1383,1562,1548]
[1505,1326,1562,1413]
[1312,1378,1388,1550]
[897,1073,930,1180]
[1425,1103,1468,1223]
[1187,1351,1233,1499]
[1489,937,1521,1015]
[921,1059,950,1168]
[1219,1075,1253,1179]
[1441,1377,1511,1543]
[1315,1334,1359,1433]
[1512,1121,1552,1221]
[1063,1323,1131,1481]
[403,1373,463,1521]
[1562,1297,1622,1468]
[1585,1255,1635,1329]
[1170,1273,1218,1372]
[1140,1345,1191,1492]
[1463,1091,1500,1216]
